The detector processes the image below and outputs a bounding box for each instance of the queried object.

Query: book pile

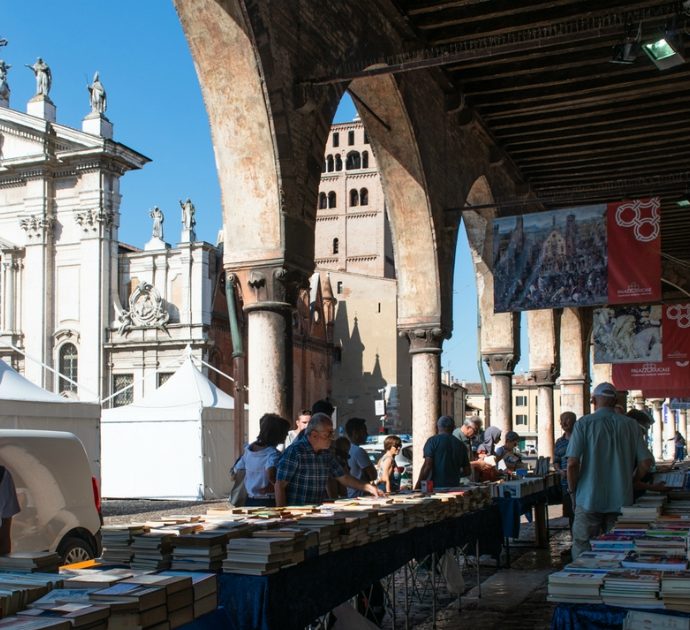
[0,573,65,618]
[62,569,135,590]
[565,551,626,573]
[100,524,148,564]
[293,514,347,555]
[159,571,217,619]
[661,571,690,612]
[653,470,687,489]
[223,530,306,575]
[600,570,662,609]
[590,534,636,553]
[88,582,168,628]
[18,600,110,629]
[122,573,195,629]
[490,477,545,499]
[634,533,688,558]
[0,553,61,574]
[130,532,175,571]
[170,531,228,571]
[546,571,604,603]
[617,504,662,528]
[0,617,72,629]
[621,551,688,572]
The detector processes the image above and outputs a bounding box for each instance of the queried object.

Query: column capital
[648,398,665,411]
[227,263,310,313]
[483,352,517,376]
[529,365,559,386]
[399,326,445,355]
[558,374,588,386]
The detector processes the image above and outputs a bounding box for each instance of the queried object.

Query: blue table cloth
[494,490,548,539]
[184,505,503,630]
[551,603,690,629]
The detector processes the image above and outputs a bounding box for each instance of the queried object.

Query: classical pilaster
[649,399,664,461]
[591,362,613,387]
[530,367,558,460]
[401,326,444,482]
[232,264,308,440]
[483,351,518,433]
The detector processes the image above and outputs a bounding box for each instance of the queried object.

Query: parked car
[362,442,413,489]
[0,429,102,563]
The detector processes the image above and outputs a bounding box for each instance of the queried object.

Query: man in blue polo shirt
[416,416,471,489]
[566,382,653,559]
[275,413,383,506]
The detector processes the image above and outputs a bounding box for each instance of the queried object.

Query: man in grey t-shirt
[566,382,652,559]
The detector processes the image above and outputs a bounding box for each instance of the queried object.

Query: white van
[0,429,102,563]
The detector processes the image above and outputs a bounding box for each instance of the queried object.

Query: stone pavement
[381,505,571,630]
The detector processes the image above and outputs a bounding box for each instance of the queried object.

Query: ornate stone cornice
[400,327,445,354]
[483,352,517,376]
[19,213,54,240]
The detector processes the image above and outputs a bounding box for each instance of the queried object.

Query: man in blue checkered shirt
[275,413,383,506]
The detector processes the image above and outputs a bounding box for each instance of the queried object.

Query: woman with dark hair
[234,413,290,507]
[377,435,402,493]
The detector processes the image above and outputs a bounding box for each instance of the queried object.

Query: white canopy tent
[100,357,236,500]
[0,360,101,479]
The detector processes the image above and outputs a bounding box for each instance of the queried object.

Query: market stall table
[551,603,690,629]
[182,504,503,630]
[494,489,550,567]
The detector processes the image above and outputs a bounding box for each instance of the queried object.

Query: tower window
[332,132,340,148]
[348,130,355,145]
[349,189,359,207]
[318,192,327,209]
[360,188,368,206]
[362,151,369,168]
[328,191,337,208]
[335,154,342,171]
[337,281,343,294]
[346,151,361,170]
[332,238,339,254]
[326,155,334,172]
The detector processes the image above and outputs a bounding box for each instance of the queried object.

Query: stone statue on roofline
[0,60,10,104]
[25,57,51,97]
[150,206,164,240]
[87,71,107,115]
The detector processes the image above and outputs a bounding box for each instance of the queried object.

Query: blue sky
[3,1,526,382]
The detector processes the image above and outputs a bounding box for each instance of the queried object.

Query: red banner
[607,198,661,304]
[663,303,690,362]
[613,360,690,393]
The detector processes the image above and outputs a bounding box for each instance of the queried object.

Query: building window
[337,281,343,294]
[362,151,369,168]
[328,191,337,208]
[346,151,361,170]
[515,395,527,406]
[332,238,339,254]
[318,192,327,209]
[348,130,355,145]
[58,343,78,394]
[326,155,334,172]
[516,414,528,426]
[113,373,134,407]
[360,188,368,206]
[157,372,173,387]
[332,132,339,147]
[335,154,342,171]
[349,189,359,207]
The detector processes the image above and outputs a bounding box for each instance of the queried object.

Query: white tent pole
[195,357,242,386]
[0,339,100,400]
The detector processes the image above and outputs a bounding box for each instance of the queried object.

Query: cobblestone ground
[102,501,569,629]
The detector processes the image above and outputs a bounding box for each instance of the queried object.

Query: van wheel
[58,536,95,565]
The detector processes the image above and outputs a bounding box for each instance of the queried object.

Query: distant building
[315,118,411,433]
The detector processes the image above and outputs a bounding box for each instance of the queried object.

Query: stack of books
[0,617,72,629]
[130,532,175,571]
[600,570,662,609]
[590,534,636,553]
[122,573,195,629]
[621,551,688,572]
[0,553,61,574]
[546,571,604,603]
[100,524,148,564]
[87,582,168,628]
[159,571,217,619]
[170,531,228,571]
[565,551,626,573]
[634,533,688,558]
[660,571,690,612]
[0,573,65,618]
[17,601,110,629]
[223,531,306,575]
[62,569,135,590]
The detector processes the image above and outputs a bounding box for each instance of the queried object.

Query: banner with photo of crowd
[612,303,690,394]
[493,198,661,313]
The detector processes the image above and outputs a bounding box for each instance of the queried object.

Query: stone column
[631,391,646,411]
[402,327,444,483]
[649,399,664,461]
[559,307,592,418]
[232,265,306,441]
[591,362,613,388]
[531,368,558,459]
[661,400,676,461]
[483,352,517,433]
